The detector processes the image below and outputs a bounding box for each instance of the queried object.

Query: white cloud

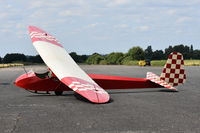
[138,26,150,31]
[74,23,104,32]
[29,0,87,9]
[0,29,11,33]
[17,30,27,39]
[88,23,99,28]
[114,24,129,28]
[176,30,183,34]
[166,9,177,15]
[0,0,200,56]
[59,10,82,16]
[29,1,45,8]
[176,16,192,23]
[0,12,9,19]
[106,0,130,7]
[5,4,12,8]
[93,35,112,40]
[29,1,65,8]
[16,23,25,29]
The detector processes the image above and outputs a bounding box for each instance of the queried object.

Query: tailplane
[147,52,186,91]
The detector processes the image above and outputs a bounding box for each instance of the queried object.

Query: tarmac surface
[0,65,199,133]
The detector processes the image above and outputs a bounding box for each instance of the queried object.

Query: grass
[124,60,200,66]
[151,60,167,66]
[0,63,24,68]
[122,60,139,65]
[0,60,199,68]
[150,60,200,66]
[184,60,200,66]
[122,60,166,66]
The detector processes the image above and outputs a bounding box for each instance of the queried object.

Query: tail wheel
[54,91,63,96]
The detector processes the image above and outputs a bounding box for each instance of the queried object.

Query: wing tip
[28,25,37,31]
[28,25,44,34]
[61,77,110,104]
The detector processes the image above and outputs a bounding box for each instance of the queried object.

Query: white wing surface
[28,26,110,103]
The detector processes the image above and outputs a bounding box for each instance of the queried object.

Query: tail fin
[146,52,186,91]
[160,52,186,86]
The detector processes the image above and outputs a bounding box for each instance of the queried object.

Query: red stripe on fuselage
[88,74,161,89]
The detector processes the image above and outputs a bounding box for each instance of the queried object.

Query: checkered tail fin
[160,52,186,87]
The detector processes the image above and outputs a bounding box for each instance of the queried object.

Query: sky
[0,0,200,57]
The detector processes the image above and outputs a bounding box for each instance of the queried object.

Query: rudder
[160,52,186,86]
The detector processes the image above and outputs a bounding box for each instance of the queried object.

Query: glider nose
[15,74,29,88]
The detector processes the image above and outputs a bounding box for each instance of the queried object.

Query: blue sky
[0,0,200,57]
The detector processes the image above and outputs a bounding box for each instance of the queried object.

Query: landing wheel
[54,91,63,96]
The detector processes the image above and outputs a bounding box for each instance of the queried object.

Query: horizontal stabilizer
[147,72,177,91]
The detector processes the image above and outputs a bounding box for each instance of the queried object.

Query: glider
[15,26,186,103]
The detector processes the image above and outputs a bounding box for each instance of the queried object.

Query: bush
[69,52,88,63]
[3,53,27,63]
[106,52,124,65]
[86,53,105,65]
[127,46,144,60]
[121,56,133,65]
[99,60,108,65]
[26,55,44,63]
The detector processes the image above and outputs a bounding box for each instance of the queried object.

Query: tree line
[86,44,200,65]
[0,44,200,64]
[0,53,87,64]
[0,53,44,64]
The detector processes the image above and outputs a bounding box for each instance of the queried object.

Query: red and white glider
[15,26,186,104]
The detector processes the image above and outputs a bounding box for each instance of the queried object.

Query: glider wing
[28,26,109,103]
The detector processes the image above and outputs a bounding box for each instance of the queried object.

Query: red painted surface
[88,74,161,89]
[15,72,161,92]
[61,77,110,103]
[15,72,164,103]
[15,72,70,92]
[28,26,63,48]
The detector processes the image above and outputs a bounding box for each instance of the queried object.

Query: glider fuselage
[15,72,162,93]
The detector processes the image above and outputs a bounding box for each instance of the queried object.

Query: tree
[86,53,105,64]
[152,50,164,60]
[27,55,44,63]
[3,53,26,63]
[189,45,194,59]
[127,46,144,60]
[193,50,200,59]
[165,45,191,59]
[69,52,88,63]
[165,45,173,59]
[99,60,108,65]
[144,46,153,60]
[0,57,2,63]
[80,55,88,63]
[173,44,190,59]
[106,52,124,64]
[121,56,133,65]
[69,52,81,63]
